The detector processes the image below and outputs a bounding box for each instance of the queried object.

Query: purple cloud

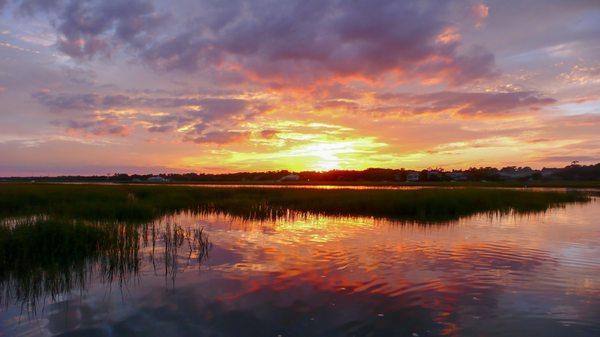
[16,0,165,58]
[52,117,129,136]
[142,0,496,85]
[33,90,269,142]
[15,0,496,86]
[186,131,249,144]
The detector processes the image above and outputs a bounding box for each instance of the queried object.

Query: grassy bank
[132,180,600,188]
[0,183,590,222]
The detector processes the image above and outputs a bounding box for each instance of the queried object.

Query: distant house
[541,168,558,178]
[279,174,300,182]
[427,170,443,180]
[406,172,419,182]
[499,167,534,180]
[147,176,169,183]
[448,172,468,181]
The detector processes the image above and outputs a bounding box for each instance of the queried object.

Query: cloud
[471,2,489,28]
[53,117,129,136]
[33,91,257,114]
[146,124,172,133]
[142,0,495,86]
[260,129,278,139]
[17,0,62,15]
[16,0,165,58]
[33,90,269,142]
[33,91,102,112]
[187,98,249,122]
[14,0,496,86]
[186,130,249,144]
[376,90,556,115]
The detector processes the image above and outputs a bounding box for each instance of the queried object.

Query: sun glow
[292,142,344,171]
[178,136,388,172]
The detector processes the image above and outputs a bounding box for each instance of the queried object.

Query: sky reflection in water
[1,200,599,337]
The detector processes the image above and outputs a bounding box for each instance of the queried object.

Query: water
[1,199,599,336]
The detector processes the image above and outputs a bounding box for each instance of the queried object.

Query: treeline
[1,163,598,183]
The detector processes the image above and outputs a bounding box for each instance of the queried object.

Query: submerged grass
[0,183,591,222]
[0,219,138,309]
[0,218,210,310]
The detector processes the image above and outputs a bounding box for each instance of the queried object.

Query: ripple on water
[1,198,600,336]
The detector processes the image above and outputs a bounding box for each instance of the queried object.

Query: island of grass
[0,183,591,222]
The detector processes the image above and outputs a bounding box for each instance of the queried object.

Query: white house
[147,176,169,183]
[448,172,468,181]
[406,172,420,182]
[279,174,300,182]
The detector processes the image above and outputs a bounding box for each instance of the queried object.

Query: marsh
[0,184,598,336]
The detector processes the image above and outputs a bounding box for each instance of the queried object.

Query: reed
[0,218,210,310]
[0,183,590,222]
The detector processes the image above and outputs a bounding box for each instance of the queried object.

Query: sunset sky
[0,0,598,175]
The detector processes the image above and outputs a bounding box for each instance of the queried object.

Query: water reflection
[1,200,600,336]
[0,220,211,312]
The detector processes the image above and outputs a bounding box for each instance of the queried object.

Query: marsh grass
[0,218,210,311]
[0,183,590,312]
[0,183,591,222]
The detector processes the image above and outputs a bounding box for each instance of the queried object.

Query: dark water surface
[1,199,599,336]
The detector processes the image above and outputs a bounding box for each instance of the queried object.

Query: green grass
[0,183,591,222]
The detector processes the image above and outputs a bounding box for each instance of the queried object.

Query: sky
[0,0,598,176]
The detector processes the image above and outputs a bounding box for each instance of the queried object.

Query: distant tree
[418,170,428,182]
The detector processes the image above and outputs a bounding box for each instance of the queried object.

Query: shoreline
[2,180,599,189]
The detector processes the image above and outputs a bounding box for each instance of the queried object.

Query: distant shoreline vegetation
[1,163,598,185]
[0,184,591,223]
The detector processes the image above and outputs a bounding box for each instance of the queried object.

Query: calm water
[1,198,599,336]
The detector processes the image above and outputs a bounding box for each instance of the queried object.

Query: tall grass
[0,218,210,311]
[0,183,590,310]
[0,183,591,222]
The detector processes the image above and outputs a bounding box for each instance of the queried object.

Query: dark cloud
[33,91,259,115]
[15,0,496,85]
[186,131,249,144]
[17,0,62,15]
[187,98,248,122]
[52,117,129,136]
[57,0,165,58]
[33,91,101,112]
[141,0,496,85]
[16,0,165,58]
